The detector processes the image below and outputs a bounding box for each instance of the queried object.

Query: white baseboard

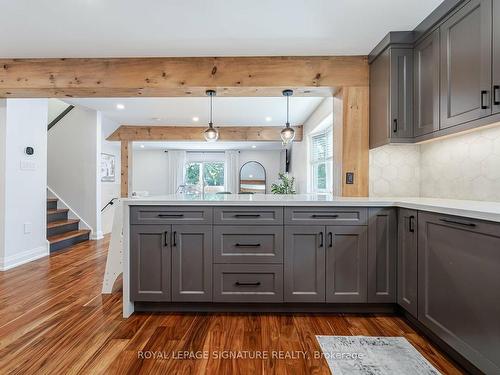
[91,231,104,240]
[0,243,49,271]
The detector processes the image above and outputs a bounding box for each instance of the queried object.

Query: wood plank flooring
[0,236,465,374]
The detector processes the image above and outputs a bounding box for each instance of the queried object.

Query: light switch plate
[24,222,32,234]
[20,160,36,171]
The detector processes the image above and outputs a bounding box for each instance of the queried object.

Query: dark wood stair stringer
[47,198,90,252]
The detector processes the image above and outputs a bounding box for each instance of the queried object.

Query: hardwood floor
[0,236,464,374]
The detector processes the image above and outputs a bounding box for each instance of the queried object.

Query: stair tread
[47,208,69,215]
[47,219,80,229]
[47,198,58,202]
[48,229,91,244]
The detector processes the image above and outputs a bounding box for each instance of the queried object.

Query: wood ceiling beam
[0,56,368,98]
[107,125,303,142]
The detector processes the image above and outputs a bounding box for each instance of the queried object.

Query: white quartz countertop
[122,194,500,223]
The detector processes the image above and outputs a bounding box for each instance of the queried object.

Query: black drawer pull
[393,119,398,133]
[157,214,184,218]
[319,231,324,247]
[172,231,177,246]
[440,218,476,228]
[311,214,339,218]
[164,231,168,247]
[481,90,489,109]
[409,216,415,233]
[328,232,333,248]
[235,243,261,247]
[234,214,261,218]
[494,85,500,105]
[235,281,261,287]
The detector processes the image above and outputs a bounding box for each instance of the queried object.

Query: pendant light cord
[286,95,290,127]
[209,93,213,127]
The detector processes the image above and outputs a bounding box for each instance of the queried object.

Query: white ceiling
[0,0,442,58]
[65,97,324,126]
[133,141,285,151]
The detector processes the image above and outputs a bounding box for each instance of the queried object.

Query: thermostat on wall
[24,146,34,156]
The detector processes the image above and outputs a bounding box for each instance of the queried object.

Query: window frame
[309,126,333,193]
[184,154,225,194]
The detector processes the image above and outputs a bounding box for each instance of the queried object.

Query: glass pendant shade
[280,124,295,144]
[204,123,219,142]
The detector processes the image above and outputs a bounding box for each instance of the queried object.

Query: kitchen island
[120,194,500,373]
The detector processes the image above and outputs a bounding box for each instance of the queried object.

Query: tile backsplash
[369,124,500,202]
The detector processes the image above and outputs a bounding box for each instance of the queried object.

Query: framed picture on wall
[101,153,116,182]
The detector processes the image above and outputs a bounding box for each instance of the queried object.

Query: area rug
[316,336,441,375]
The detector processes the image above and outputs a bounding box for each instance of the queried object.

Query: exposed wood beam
[0,56,368,98]
[121,142,132,198]
[335,87,369,197]
[108,125,303,142]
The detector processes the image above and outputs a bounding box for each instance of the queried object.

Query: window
[310,128,333,193]
[184,153,225,194]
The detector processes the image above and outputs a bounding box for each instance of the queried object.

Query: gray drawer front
[213,264,283,303]
[285,207,367,225]
[214,226,283,264]
[214,206,283,225]
[130,206,212,225]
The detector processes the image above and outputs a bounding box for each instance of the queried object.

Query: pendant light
[280,89,295,145]
[204,89,219,142]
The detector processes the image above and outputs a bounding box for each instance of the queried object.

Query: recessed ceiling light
[251,145,257,149]
[151,117,162,122]
[140,144,145,149]
[192,116,199,122]
[265,116,272,122]
[116,104,125,110]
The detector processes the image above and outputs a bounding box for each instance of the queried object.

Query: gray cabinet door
[370,48,391,148]
[440,0,492,128]
[390,48,414,138]
[418,212,500,374]
[367,208,397,303]
[284,226,325,302]
[494,0,500,114]
[171,225,212,302]
[397,209,418,317]
[130,225,171,301]
[414,29,440,136]
[326,226,368,303]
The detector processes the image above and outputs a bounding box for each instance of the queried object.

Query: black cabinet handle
[235,281,261,286]
[319,232,324,247]
[481,90,489,109]
[164,231,169,246]
[409,216,415,233]
[440,218,476,228]
[158,214,184,218]
[234,214,261,218]
[172,231,177,246]
[494,85,500,105]
[328,232,333,248]
[235,243,261,247]
[311,214,339,218]
[393,119,398,133]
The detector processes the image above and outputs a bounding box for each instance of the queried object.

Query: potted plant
[271,173,296,194]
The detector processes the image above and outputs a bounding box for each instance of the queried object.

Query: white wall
[0,99,49,270]
[132,150,169,196]
[101,116,121,234]
[369,123,500,202]
[239,150,282,193]
[48,105,102,239]
[290,97,333,193]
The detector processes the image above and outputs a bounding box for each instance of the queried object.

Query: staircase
[47,198,91,252]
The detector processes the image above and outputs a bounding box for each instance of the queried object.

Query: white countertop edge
[120,195,500,223]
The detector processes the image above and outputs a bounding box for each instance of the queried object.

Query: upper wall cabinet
[370,47,413,148]
[414,29,440,136]
[494,0,500,114]
[440,0,492,129]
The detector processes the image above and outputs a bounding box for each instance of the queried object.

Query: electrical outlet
[24,222,32,234]
[346,172,354,185]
